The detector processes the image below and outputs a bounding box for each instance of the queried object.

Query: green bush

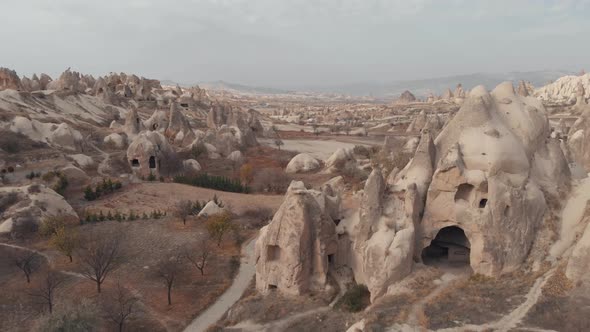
[83,179,123,201]
[336,284,370,312]
[81,209,166,224]
[173,173,250,193]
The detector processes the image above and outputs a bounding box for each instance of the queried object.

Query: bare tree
[102,282,138,332]
[274,138,284,151]
[206,212,234,247]
[156,255,182,305]
[78,235,121,293]
[27,270,65,313]
[174,200,193,225]
[14,251,40,283]
[184,239,211,276]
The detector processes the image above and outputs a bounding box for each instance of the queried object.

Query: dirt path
[229,307,331,332]
[406,272,468,327]
[183,236,258,332]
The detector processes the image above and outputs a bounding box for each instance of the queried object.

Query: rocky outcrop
[421,82,569,276]
[398,90,416,104]
[166,102,195,146]
[0,185,78,235]
[0,68,22,91]
[46,68,84,92]
[9,116,84,151]
[123,109,145,139]
[517,80,534,97]
[567,110,590,172]
[286,153,321,174]
[536,73,590,103]
[256,181,339,296]
[325,148,356,173]
[126,131,176,178]
[406,110,427,133]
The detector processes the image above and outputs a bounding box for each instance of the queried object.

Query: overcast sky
[1,0,589,88]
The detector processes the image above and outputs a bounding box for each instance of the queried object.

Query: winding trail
[183,237,258,332]
[406,272,468,327]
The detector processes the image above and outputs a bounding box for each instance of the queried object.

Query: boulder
[197,201,224,218]
[325,148,356,173]
[227,150,244,164]
[285,153,321,174]
[0,185,78,234]
[67,154,94,168]
[183,159,202,172]
[103,133,126,149]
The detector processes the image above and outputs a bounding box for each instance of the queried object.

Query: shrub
[83,179,123,201]
[336,284,371,312]
[173,173,250,193]
[11,213,38,240]
[147,172,157,182]
[0,192,19,213]
[52,173,69,195]
[190,143,207,159]
[353,145,371,158]
[254,168,290,194]
[81,209,165,224]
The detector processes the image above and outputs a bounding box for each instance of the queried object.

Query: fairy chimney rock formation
[255,181,339,296]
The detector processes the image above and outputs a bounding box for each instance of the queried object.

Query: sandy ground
[82,182,285,215]
[259,138,372,161]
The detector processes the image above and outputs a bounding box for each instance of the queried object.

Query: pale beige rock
[421,82,566,276]
[285,153,321,174]
[255,181,338,295]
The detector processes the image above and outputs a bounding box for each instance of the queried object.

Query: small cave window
[180,103,189,108]
[152,123,158,130]
[268,284,278,290]
[267,245,280,261]
[455,183,475,203]
[328,254,335,265]
[479,199,488,208]
[333,219,341,226]
[503,205,510,217]
[149,156,156,169]
[136,117,140,125]
[131,159,140,167]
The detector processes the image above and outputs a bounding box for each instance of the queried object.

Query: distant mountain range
[164,70,574,98]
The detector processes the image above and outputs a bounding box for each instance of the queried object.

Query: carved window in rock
[267,245,280,261]
[131,159,140,167]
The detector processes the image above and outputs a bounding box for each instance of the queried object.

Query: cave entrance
[422,226,470,267]
[131,159,140,167]
[149,156,156,169]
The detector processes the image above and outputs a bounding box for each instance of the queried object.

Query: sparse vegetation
[335,284,371,312]
[174,200,193,225]
[14,251,41,283]
[84,178,123,201]
[173,173,250,193]
[81,209,166,223]
[206,212,235,247]
[27,270,66,314]
[78,234,121,293]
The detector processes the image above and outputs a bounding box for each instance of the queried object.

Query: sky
[1,0,589,89]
